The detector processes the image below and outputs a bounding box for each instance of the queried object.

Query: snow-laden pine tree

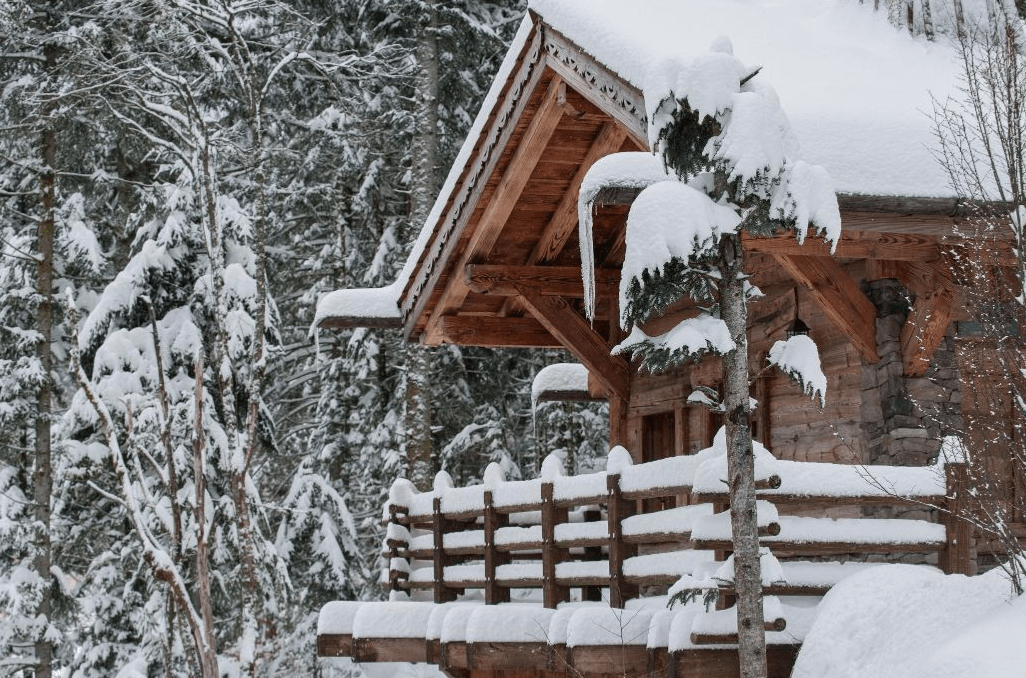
[588,40,840,678]
[60,1,367,675]
[0,2,122,673]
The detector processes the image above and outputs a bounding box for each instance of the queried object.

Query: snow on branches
[578,37,840,384]
[767,334,827,406]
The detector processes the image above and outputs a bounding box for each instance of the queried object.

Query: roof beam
[423,75,568,345]
[743,231,941,262]
[466,264,618,297]
[437,316,561,348]
[516,290,630,399]
[772,254,880,364]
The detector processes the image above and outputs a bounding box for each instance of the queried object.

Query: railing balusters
[542,482,570,608]
[483,490,510,604]
[433,497,458,603]
[607,473,637,608]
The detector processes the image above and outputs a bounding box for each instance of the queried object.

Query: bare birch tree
[932,13,1026,591]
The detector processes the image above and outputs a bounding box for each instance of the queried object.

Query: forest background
[0,1,608,676]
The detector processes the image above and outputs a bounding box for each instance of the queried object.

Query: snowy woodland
[6,0,1026,677]
[0,1,610,676]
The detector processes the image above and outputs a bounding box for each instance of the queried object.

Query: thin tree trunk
[720,233,767,678]
[192,355,220,678]
[405,0,440,488]
[32,30,57,678]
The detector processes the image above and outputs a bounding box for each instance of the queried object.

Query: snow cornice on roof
[316,1,967,336]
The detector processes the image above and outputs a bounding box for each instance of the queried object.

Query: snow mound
[793,564,1024,678]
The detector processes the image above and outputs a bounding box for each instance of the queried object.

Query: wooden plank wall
[625,256,867,470]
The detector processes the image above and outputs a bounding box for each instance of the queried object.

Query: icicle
[579,197,598,321]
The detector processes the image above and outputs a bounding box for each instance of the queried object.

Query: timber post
[432,497,458,603]
[942,462,973,575]
[387,503,410,596]
[582,506,604,602]
[607,473,638,608]
[483,490,511,604]
[541,482,570,608]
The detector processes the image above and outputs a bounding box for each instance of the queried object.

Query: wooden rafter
[497,122,630,317]
[465,264,618,297]
[772,254,880,363]
[516,290,630,399]
[530,123,628,264]
[423,74,568,344]
[437,316,561,348]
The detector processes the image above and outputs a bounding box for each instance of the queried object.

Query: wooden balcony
[319,449,976,678]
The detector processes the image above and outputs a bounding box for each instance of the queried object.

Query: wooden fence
[382,451,974,620]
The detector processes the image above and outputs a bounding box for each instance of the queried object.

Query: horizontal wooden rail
[381,460,972,605]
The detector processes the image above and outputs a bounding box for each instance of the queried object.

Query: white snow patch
[619,181,741,324]
[464,605,554,643]
[531,363,590,405]
[352,602,435,639]
[566,607,655,647]
[318,601,364,635]
[579,152,675,317]
[793,565,1025,678]
[768,334,827,405]
[529,0,961,198]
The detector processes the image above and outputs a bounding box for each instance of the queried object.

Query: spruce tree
[596,40,841,678]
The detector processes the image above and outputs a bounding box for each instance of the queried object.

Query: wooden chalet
[315,2,1024,677]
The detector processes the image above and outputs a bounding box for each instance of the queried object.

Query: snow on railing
[380,441,972,610]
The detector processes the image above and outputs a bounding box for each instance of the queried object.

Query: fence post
[582,506,604,602]
[607,473,638,608]
[942,462,973,575]
[433,496,458,603]
[542,482,570,608]
[387,503,410,596]
[483,490,510,604]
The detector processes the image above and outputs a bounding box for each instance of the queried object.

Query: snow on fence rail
[380,441,973,609]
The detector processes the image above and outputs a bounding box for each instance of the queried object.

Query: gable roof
[315,1,963,343]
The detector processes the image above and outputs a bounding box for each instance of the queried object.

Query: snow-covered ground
[793,564,1026,678]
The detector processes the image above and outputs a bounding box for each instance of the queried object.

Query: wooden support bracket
[900,288,954,377]
[517,289,630,399]
[772,253,879,363]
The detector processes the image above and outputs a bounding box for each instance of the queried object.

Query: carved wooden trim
[400,22,546,335]
[541,24,649,149]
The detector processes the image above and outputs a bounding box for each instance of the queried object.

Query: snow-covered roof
[530,0,960,199]
[316,0,963,332]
